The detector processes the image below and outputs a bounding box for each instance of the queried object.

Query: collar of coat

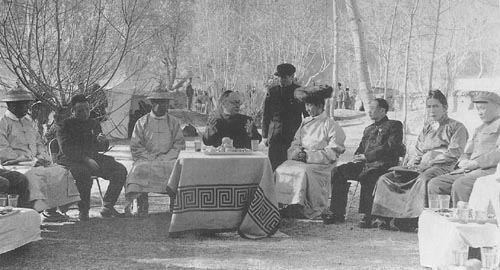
[5,110,32,121]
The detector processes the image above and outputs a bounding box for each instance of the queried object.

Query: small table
[418,209,500,268]
[0,208,41,254]
[167,151,280,239]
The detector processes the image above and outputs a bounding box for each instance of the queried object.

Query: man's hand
[263,138,269,146]
[85,157,100,171]
[458,159,479,171]
[291,147,307,163]
[207,118,218,133]
[34,158,51,167]
[96,133,107,144]
[245,119,254,135]
[352,154,366,163]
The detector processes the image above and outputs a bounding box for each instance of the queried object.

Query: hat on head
[146,89,175,100]
[274,63,296,77]
[1,86,34,102]
[471,91,500,105]
[294,85,333,104]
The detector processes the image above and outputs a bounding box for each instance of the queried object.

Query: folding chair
[48,139,104,206]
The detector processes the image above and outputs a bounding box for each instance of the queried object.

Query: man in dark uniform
[57,94,127,221]
[323,98,405,227]
[262,63,307,171]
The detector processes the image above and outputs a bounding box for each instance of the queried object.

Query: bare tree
[428,0,442,91]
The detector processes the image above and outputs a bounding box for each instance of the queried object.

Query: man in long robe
[125,90,185,216]
[0,87,80,222]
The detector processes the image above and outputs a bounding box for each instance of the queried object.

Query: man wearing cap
[57,94,127,221]
[428,91,500,205]
[0,86,80,221]
[124,90,185,216]
[262,63,307,171]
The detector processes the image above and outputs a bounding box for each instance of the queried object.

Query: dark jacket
[203,112,262,149]
[355,116,405,169]
[56,117,109,163]
[262,83,307,144]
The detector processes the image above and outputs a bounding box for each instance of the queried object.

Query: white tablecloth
[167,151,280,238]
[418,209,500,268]
[0,208,41,254]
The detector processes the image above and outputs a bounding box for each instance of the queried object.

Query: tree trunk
[329,0,339,118]
[384,0,400,100]
[403,0,420,144]
[346,0,372,110]
[428,0,441,91]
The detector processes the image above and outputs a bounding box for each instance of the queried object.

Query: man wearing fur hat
[275,85,346,219]
[428,91,500,205]
[0,86,80,221]
[124,90,185,216]
[324,98,404,227]
[262,63,307,171]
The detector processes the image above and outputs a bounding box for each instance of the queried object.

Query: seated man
[428,91,500,205]
[125,90,185,216]
[57,94,127,221]
[0,169,30,208]
[203,90,261,149]
[275,85,346,219]
[324,98,404,227]
[0,87,80,221]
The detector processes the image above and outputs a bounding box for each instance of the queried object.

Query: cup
[7,194,18,207]
[438,194,451,209]
[428,194,440,210]
[194,140,202,152]
[481,246,498,269]
[0,194,7,207]
[251,140,260,151]
[457,208,470,223]
[475,210,488,224]
[452,248,469,266]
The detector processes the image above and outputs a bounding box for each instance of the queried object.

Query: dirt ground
[0,114,428,270]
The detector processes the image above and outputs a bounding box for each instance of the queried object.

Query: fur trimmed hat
[294,84,333,104]
[1,86,34,102]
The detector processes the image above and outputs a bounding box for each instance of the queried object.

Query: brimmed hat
[1,86,34,102]
[471,91,500,105]
[274,63,296,77]
[146,89,175,100]
[294,85,333,104]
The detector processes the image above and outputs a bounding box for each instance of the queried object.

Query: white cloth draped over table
[468,162,500,225]
[275,112,346,218]
[0,208,40,254]
[0,111,80,211]
[126,112,185,195]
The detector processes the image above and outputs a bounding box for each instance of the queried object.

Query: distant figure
[343,88,351,109]
[336,83,343,109]
[185,77,194,111]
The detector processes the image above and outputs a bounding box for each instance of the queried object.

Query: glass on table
[7,194,18,207]
[428,194,440,210]
[0,193,7,207]
[438,194,450,209]
[481,246,499,269]
[475,210,488,224]
[453,245,469,266]
[194,140,202,152]
[251,140,260,151]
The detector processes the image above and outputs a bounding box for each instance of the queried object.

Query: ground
[0,111,436,270]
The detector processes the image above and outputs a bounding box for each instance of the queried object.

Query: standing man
[185,77,194,111]
[262,63,307,171]
[323,99,405,227]
[428,91,500,205]
[57,94,127,221]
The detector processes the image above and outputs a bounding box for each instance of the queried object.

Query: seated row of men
[2,82,497,232]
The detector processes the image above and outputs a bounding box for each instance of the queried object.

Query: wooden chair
[48,139,104,206]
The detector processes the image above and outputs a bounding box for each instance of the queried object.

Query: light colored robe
[0,111,80,211]
[275,112,346,218]
[126,112,185,194]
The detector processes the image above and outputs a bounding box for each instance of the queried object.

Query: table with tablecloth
[0,208,41,254]
[167,151,280,239]
[418,209,500,268]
